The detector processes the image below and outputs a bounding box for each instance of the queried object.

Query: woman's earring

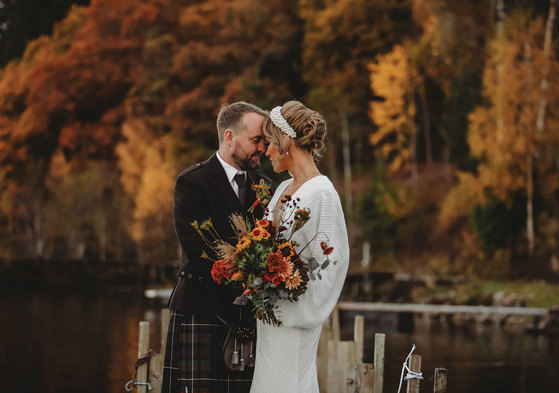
[286,151,289,156]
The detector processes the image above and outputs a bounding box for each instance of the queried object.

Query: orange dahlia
[267,252,293,277]
[285,270,303,290]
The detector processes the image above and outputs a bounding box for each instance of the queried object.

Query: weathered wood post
[373,333,385,393]
[354,315,364,363]
[160,308,170,364]
[345,315,373,393]
[318,316,334,393]
[138,321,150,393]
[433,368,447,393]
[406,354,422,393]
[346,363,374,393]
[328,340,355,393]
[332,306,341,341]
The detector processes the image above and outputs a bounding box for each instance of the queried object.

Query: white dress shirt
[216,151,246,199]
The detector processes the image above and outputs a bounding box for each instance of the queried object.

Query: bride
[250,101,349,393]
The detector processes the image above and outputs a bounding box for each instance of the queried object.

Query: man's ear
[224,129,234,146]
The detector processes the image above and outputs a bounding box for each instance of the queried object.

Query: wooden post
[332,306,341,342]
[373,333,385,393]
[138,321,150,393]
[161,308,170,362]
[405,354,422,393]
[346,363,374,393]
[327,341,355,393]
[434,368,447,393]
[318,319,333,393]
[354,315,364,363]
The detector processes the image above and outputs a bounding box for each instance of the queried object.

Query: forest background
[0,0,558,285]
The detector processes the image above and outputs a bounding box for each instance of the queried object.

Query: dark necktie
[234,173,247,206]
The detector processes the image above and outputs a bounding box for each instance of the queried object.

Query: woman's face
[265,139,287,173]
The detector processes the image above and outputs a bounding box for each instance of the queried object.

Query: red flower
[264,271,283,285]
[211,259,235,284]
[264,252,293,285]
[321,241,334,255]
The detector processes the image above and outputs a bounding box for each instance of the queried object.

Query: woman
[250,101,349,393]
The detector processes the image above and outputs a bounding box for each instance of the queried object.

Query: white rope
[396,344,423,393]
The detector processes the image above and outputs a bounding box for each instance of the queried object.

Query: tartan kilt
[161,311,254,393]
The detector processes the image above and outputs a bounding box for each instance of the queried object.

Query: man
[162,102,274,393]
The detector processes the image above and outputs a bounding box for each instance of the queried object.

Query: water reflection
[0,290,163,393]
[342,310,559,393]
[1,292,558,393]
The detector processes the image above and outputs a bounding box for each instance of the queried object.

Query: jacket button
[187,273,192,279]
[180,271,185,276]
[198,276,203,282]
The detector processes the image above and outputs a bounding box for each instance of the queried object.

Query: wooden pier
[127,307,449,393]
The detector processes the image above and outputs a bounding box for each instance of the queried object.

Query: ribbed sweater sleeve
[276,177,350,328]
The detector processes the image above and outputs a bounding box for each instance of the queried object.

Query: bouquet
[192,183,335,326]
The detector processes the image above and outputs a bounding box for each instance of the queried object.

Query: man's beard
[232,144,261,170]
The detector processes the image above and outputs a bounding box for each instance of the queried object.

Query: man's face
[231,112,266,170]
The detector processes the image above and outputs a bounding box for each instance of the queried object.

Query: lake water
[1,290,558,393]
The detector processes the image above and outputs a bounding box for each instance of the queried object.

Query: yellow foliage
[116,121,176,243]
[437,171,483,234]
[467,14,559,202]
[368,44,416,175]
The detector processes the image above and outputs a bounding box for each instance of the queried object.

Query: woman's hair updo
[263,101,327,161]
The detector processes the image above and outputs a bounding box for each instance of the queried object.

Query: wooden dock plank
[337,301,547,316]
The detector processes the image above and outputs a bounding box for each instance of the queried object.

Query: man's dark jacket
[168,153,274,322]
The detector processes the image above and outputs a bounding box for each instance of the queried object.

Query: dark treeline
[0,0,558,279]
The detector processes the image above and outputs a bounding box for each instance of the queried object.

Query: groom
[162,102,274,393]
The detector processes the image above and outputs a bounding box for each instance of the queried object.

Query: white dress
[250,176,350,393]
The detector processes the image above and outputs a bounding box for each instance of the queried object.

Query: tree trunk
[99,210,107,261]
[495,0,505,143]
[536,0,556,136]
[409,88,419,191]
[410,130,419,191]
[438,125,453,190]
[419,81,433,165]
[529,0,556,257]
[526,155,535,254]
[340,109,352,216]
[524,40,535,256]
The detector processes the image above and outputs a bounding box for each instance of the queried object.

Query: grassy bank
[412,279,559,308]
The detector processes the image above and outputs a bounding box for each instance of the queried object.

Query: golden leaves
[368,44,417,174]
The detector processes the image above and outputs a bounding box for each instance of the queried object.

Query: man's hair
[216,102,267,144]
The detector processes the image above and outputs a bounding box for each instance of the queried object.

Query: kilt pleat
[161,311,254,393]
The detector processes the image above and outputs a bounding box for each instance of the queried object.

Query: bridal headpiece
[269,106,297,139]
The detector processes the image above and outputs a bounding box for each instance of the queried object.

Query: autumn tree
[0,0,161,258]
[467,10,559,256]
[368,45,418,186]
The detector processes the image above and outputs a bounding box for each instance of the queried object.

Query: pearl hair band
[269,106,297,139]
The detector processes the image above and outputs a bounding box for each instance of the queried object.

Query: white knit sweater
[250,175,349,393]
